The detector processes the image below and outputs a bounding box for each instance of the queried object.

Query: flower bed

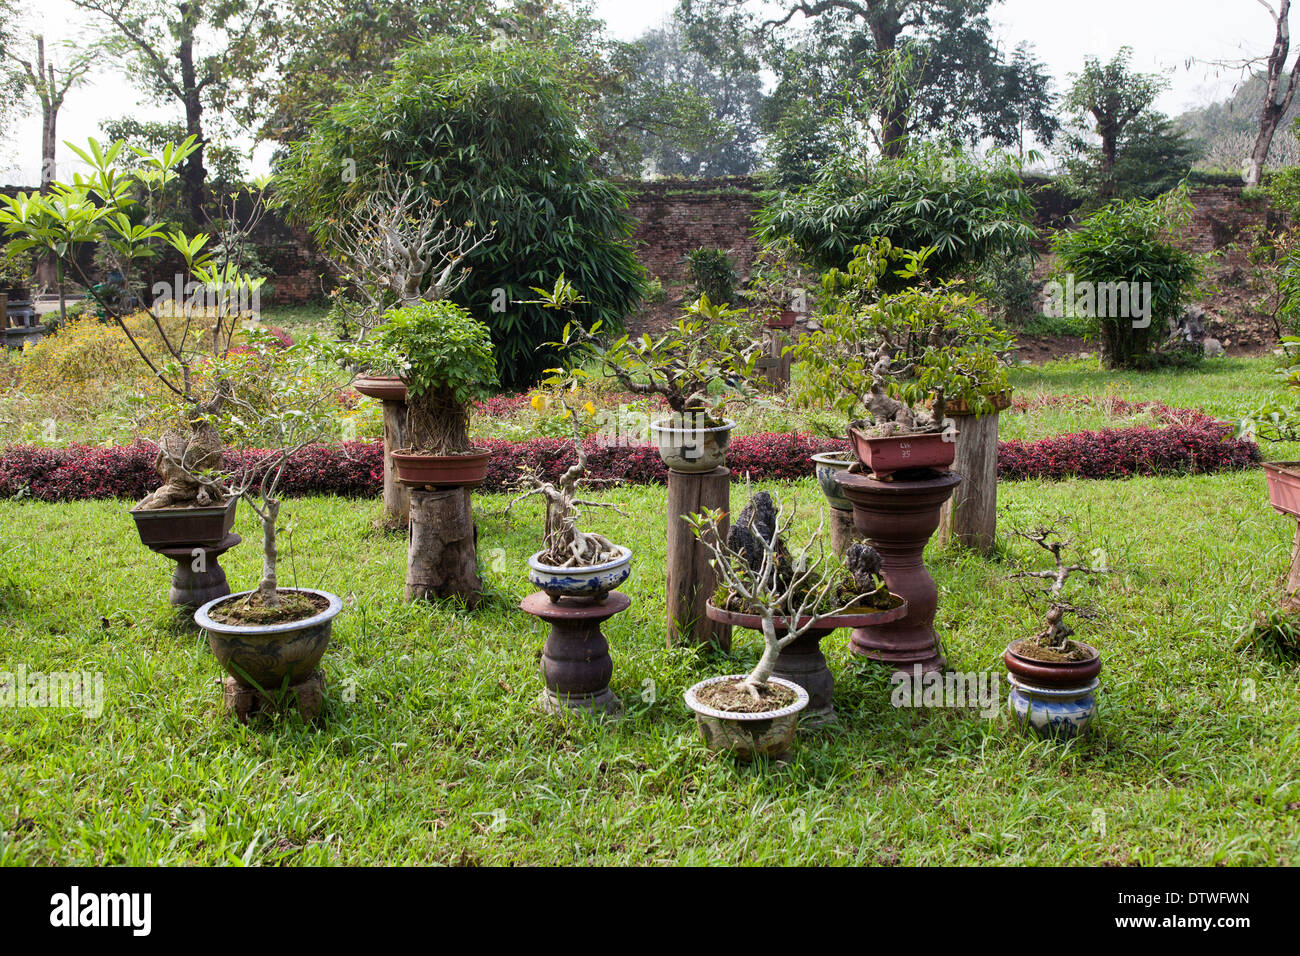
[0,399,1259,502]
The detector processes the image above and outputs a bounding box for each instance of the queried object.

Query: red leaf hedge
[0,409,1258,502]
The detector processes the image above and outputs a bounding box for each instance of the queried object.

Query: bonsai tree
[504,400,626,568]
[795,241,1014,439]
[687,490,890,701]
[372,300,498,456]
[1011,525,1113,661]
[158,330,363,615]
[0,137,268,510]
[312,168,494,339]
[556,294,762,426]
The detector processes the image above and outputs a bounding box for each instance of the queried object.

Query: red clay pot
[1004,639,1102,688]
[353,375,408,402]
[765,310,798,329]
[393,450,490,488]
[1264,461,1300,518]
[848,426,957,479]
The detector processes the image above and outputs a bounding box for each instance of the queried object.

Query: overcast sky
[0,0,1275,184]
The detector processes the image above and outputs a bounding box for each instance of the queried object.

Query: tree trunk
[666,466,731,650]
[405,487,481,606]
[936,409,1001,554]
[177,29,207,222]
[1247,0,1298,188]
[259,498,280,606]
[382,399,410,528]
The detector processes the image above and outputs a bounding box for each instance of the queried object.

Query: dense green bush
[275,39,644,389]
[683,248,738,306]
[1050,187,1201,370]
[755,144,1036,291]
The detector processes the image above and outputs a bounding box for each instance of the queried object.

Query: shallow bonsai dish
[392,450,491,488]
[649,418,734,473]
[704,596,908,632]
[528,546,632,603]
[848,426,957,479]
[683,675,809,760]
[1004,638,1102,688]
[353,375,408,402]
[129,496,238,549]
[195,587,342,689]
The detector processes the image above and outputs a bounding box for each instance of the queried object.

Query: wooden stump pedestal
[382,399,411,530]
[936,408,1002,554]
[406,486,481,607]
[221,670,326,722]
[665,467,731,650]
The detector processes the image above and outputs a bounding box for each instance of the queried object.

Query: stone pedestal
[150,533,241,612]
[522,591,628,716]
[221,669,326,722]
[835,470,962,674]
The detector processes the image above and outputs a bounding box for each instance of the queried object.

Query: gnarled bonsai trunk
[258,498,280,607]
[406,386,471,455]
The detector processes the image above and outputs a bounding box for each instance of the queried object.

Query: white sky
[0,0,1278,184]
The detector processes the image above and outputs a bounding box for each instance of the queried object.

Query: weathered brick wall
[621,177,765,283]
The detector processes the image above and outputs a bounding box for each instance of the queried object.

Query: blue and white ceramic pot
[811,451,855,511]
[528,546,632,603]
[1004,639,1102,739]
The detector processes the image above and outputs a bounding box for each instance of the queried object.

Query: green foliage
[796,242,1014,423]
[553,295,760,419]
[683,248,738,306]
[756,144,1036,290]
[0,241,32,288]
[1067,112,1200,204]
[276,38,644,390]
[1050,187,1201,370]
[1263,162,1300,218]
[374,300,498,408]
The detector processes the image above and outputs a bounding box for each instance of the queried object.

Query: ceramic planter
[1004,640,1102,739]
[684,675,808,760]
[129,496,238,549]
[848,425,956,479]
[528,546,632,603]
[811,451,856,511]
[353,374,408,403]
[196,588,341,690]
[392,450,491,488]
[650,417,734,473]
[765,310,798,329]
[1264,461,1300,518]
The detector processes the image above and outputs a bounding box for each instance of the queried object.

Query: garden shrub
[1049,187,1201,370]
[683,248,738,306]
[755,144,1036,290]
[276,38,644,390]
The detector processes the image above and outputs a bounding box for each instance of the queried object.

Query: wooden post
[829,508,866,556]
[382,399,410,530]
[762,327,792,390]
[1,293,8,328]
[1286,523,1300,601]
[406,487,481,607]
[666,466,731,650]
[937,409,1000,554]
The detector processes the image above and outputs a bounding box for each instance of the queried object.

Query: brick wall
[622,177,765,283]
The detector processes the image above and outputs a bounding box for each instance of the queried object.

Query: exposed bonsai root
[138,421,227,509]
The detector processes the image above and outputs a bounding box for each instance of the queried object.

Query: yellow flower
[584,401,596,417]
[530,393,547,411]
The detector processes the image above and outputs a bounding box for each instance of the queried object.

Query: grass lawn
[2,357,1299,865]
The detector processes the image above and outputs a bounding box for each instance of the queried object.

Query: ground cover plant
[2,357,1299,865]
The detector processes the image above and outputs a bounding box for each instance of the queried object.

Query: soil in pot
[695,678,797,714]
[207,590,329,626]
[1008,637,1095,664]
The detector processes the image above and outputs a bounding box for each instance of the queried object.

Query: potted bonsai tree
[187,330,362,717]
[682,491,894,759]
[0,137,268,548]
[1003,525,1113,739]
[371,299,499,488]
[744,245,808,329]
[557,294,761,473]
[796,242,1013,487]
[505,400,632,602]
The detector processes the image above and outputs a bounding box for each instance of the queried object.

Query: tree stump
[936,409,1000,553]
[406,487,481,607]
[382,399,410,530]
[666,466,731,650]
[762,327,792,390]
[829,508,866,556]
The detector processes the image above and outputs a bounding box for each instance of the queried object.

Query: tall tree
[3,34,98,190]
[687,0,1055,161]
[71,0,275,220]
[1063,47,1168,201]
[1234,0,1300,186]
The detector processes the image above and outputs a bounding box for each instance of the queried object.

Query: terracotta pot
[650,417,734,473]
[811,451,855,511]
[683,675,808,760]
[392,449,490,488]
[353,374,408,402]
[130,497,237,549]
[848,426,956,479]
[765,310,798,329]
[1004,640,1102,739]
[196,588,341,690]
[1264,461,1300,518]
[527,546,633,603]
